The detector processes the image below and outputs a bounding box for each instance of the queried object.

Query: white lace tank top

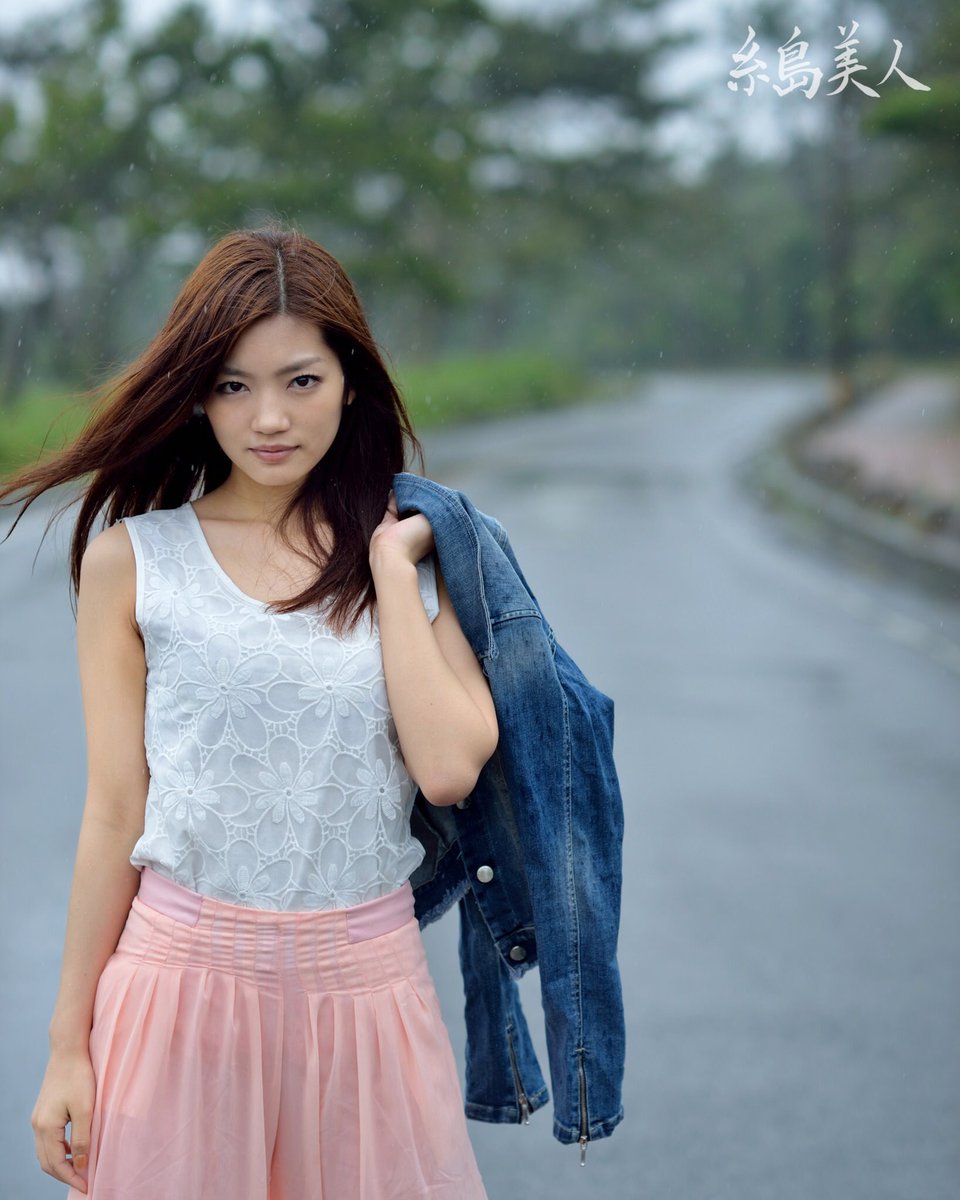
[119,501,436,911]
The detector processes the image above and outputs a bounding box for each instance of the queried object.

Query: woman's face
[201,312,355,489]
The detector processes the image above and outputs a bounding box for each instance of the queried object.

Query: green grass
[0,383,95,477]
[394,351,589,428]
[0,351,592,476]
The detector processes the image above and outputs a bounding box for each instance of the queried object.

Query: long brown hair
[0,222,425,634]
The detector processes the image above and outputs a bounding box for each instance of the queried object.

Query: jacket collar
[392,472,495,659]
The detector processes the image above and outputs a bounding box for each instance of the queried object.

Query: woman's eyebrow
[217,355,328,377]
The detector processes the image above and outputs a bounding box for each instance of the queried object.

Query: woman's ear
[345,386,356,406]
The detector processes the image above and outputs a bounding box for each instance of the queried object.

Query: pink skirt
[70,867,488,1199]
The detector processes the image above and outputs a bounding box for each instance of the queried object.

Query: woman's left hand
[369,490,435,569]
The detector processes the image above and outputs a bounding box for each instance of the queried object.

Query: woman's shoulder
[79,521,140,632]
[82,520,136,575]
[117,503,186,528]
[89,507,191,598]
[114,504,191,554]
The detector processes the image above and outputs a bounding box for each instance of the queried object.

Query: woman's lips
[251,446,297,462]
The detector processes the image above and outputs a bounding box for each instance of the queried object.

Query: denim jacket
[391,471,626,1164]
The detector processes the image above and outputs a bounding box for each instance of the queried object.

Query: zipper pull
[519,1093,530,1125]
[578,1135,588,1166]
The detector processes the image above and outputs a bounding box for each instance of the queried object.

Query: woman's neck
[198,475,304,528]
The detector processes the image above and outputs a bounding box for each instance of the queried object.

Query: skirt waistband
[137,866,416,943]
[126,868,422,990]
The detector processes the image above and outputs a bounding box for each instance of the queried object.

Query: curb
[736,419,960,605]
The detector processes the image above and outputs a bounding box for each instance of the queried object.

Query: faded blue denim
[392,472,626,1161]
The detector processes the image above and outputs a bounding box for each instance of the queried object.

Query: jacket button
[476,865,494,883]
[508,945,527,961]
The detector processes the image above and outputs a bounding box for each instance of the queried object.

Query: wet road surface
[2,370,958,1199]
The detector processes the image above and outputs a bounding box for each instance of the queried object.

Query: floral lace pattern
[120,502,437,911]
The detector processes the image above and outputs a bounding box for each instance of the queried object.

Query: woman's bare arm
[46,521,150,1050]
[370,504,498,807]
[32,521,150,1190]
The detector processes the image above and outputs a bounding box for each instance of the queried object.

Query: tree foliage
[0,0,691,404]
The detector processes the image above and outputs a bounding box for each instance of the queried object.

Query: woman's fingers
[34,1113,89,1192]
[369,492,434,564]
[32,1069,94,1194]
[68,1107,91,1174]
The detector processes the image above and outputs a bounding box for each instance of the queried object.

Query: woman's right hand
[31,1048,96,1194]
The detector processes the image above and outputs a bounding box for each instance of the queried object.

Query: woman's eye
[214,375,320,395]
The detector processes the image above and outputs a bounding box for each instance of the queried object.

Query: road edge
[735,393,960,604]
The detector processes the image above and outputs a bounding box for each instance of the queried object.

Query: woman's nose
[251,393,292,430]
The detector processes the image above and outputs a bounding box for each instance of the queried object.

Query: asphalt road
[2,369,958,1200]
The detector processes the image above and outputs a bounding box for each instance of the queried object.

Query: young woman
[6,225,496,1198]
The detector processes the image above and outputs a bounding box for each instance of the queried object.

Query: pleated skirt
[69,867,488,1200]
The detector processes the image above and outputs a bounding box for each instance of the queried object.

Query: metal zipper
[577,1049,589,1166]
[505,1027,530,1125]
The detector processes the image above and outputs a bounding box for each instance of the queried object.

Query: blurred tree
[0,0,691,405]
[858,0,960,357]
[0,1,233,403]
